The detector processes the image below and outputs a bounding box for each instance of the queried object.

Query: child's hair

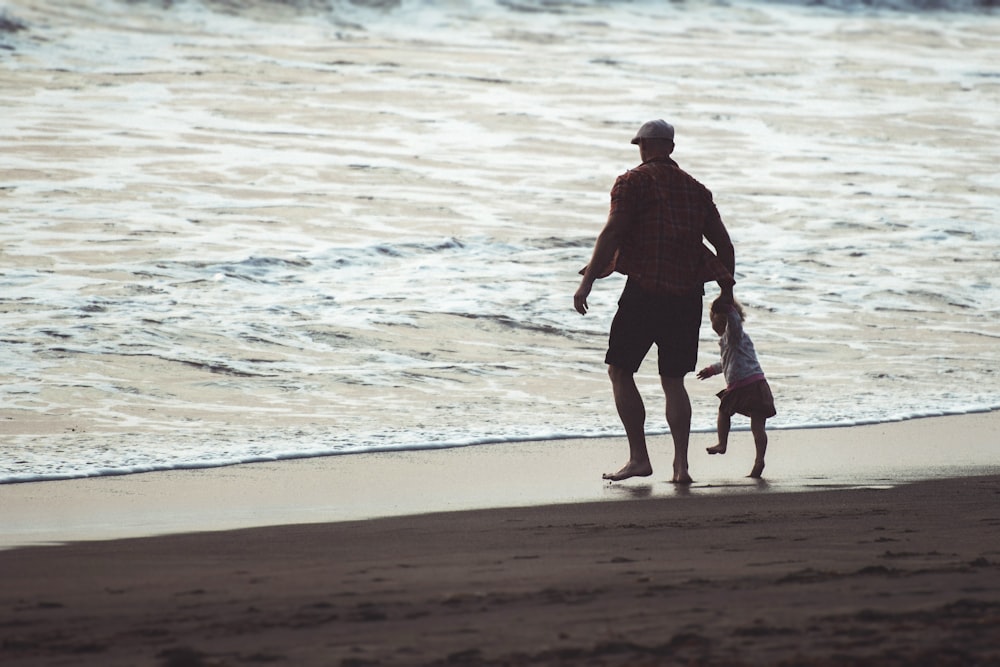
[710,297,746,321]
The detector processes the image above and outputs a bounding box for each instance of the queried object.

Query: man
[574,119,735,484]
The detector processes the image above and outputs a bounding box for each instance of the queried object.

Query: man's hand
[574,281,592,315]
[717,282,735,306]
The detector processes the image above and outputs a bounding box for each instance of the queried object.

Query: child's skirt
[717,378,776,419]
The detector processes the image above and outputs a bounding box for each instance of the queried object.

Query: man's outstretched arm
[703,207,735,277]
[704,207,735,304]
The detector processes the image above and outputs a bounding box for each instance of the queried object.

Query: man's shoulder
[631,159,707,185]
[615,166,647,184]
[612,166,651,194]
[614,160,668,186]
[613,159,714,201]
[663,161,711,190]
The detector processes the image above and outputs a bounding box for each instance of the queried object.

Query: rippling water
[2,0,999,482]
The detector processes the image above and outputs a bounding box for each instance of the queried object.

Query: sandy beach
[2,412,999,666]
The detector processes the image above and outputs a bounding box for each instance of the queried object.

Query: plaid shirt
[609,157,732,295]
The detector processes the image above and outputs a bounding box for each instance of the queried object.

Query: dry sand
[2,413,1000,666]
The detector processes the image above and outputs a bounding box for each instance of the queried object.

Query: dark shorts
[605,278,702,378]
[717,379,777,419]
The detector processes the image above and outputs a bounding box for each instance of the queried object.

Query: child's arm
[726,306,744,337]
[697,362,723,380]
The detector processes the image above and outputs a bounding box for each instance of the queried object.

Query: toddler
[697,298,776,478]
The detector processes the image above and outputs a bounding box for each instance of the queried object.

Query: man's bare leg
[749,415,768,478]
[661,376,693,484]
[603,365,653,481]
[707,409,730,455]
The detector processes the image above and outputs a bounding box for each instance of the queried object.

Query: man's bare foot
[602,460,652,481]
[671,464,693,484]
[749,460,765,478]
[671,471,693,484]
[706,443,727,455]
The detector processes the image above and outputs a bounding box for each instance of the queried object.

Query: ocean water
[1,0,998,484]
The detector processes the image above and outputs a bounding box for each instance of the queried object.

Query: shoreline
[1,411,998,549]
[4,408,997,486]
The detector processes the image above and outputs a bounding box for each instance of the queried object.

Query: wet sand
[2,411,999,548]
[2,412,999,666]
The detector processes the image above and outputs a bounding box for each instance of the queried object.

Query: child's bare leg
[749,415,768,478]
[706,410,730,455]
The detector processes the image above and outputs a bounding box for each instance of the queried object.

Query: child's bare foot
[602,460,653,481]
[706,443,727,455]
[749,460,765,478]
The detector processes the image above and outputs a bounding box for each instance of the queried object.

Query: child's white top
[712,306,765,388]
